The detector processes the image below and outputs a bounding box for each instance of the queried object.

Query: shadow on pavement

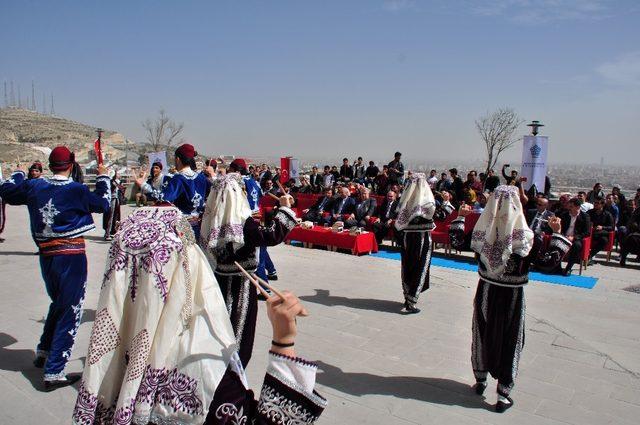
[316,361,492,411]
[300,289,403,314]
[32,309,96,325]
[0,251,39,256]
[0,332,45,391]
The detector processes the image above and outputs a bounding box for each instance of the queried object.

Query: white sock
[498,395,511,404]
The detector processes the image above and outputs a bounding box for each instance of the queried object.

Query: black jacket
[560,211,591,240]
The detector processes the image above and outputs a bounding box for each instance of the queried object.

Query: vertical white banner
[289,158,300,182]
[147,151,169,175]
[521,135,548,192]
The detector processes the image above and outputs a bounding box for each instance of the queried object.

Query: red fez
[49,146,75,171]
[175,143,197,160]
[231,158,248,171]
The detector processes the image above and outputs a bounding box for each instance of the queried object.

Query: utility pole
[17,84,22,108]
[50,94,55,116]
[10,81,15,107]
[31,80,36,111]
[3,81,7,108]
[42,93,47,114]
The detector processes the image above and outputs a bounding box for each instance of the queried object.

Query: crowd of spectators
[231,152,640,272]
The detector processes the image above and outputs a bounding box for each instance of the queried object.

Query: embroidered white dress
[73,207,237,425]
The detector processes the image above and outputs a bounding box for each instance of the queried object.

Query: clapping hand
[548,216,561,233]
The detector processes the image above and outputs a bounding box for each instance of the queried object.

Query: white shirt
[566,214,578,237]
[580,202,593,212]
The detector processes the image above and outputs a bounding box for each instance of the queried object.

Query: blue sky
[2,0,639,164]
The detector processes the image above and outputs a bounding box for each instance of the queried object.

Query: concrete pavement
[0,204,639,424]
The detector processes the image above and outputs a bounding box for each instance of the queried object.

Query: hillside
[0,107,141,165]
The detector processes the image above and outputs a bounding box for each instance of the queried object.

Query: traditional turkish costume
[73,206,325,425]
[200,174,297,367]
[0,147,111,383]
[469,185,533,404]
[394,173,436,312]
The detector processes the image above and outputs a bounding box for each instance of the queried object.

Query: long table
[286,225,379,255]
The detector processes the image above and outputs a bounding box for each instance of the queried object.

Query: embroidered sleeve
[257,352,327,424]
[244,207,297,248]
[87,174,112,213]
[0,171,28,205]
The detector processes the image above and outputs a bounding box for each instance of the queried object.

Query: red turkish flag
[280,157,290,184]
[94,139,103,165]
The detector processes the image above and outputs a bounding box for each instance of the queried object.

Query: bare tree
[475,107,524,174]
[142,109,185,152]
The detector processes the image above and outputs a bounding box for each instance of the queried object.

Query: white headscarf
[394,173,436,231]
[200,173,252,253]
[73,207,237,425]
[471,185,534,278]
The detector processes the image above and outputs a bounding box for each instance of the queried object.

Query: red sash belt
[38,237,86,256]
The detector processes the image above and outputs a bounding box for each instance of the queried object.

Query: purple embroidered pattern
[72,381,116,424]
[88,308,121,365]
[135,365,204,416]
[125,329,150,382]
[103,208,185,303]
[207,223,244,243]
[397,204,434,227]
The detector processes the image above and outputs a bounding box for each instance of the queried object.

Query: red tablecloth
[286,225,378,255]
[294,193,322,211]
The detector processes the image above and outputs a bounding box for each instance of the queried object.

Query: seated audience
[604,193,619,226]
[586,182,604,203]
[365,161,379,188]
[473,192,487,213]
[435,172,451,192]
[303,188,335,224]
[587,197,614,264]
[373,190,399,243]
[427,169,438,189]
[329,187,356,224]
[345,188,377,229]
[560,198,591,275]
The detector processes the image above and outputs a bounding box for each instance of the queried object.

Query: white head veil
[394,173,436,231]
[200,173,252,254]
[470,185,534,278]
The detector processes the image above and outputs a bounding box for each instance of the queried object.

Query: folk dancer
[136,144,210,239]
[200,173,297,367]
[28,161,44,179]
[394,172,436,314]
[468,185,547,412]
[103,170,125,240]
[0,146,110,390]
[136,161,170,206]
[72,206,326,425]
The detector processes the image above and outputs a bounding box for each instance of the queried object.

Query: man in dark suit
[373,190,399,243]
[560,198,592,275]
[345,188,377,229]
[526,197,555,236]
[329,187,356,224]
[302,188,335,224]
[308,166,322,193]
[587,197,614,264]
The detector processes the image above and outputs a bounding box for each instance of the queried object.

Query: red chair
[431,211,458,255]
[605,231,615,262]
[578,235,591,275]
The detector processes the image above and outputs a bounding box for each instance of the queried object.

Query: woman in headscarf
[200,173,297,367]
[394,173,436,314]
[468,185,553,412]
[73,206,326,425]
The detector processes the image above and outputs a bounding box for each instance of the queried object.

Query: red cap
[230,158,248,171]
[49,146,75,171]
[175,143,197,160]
